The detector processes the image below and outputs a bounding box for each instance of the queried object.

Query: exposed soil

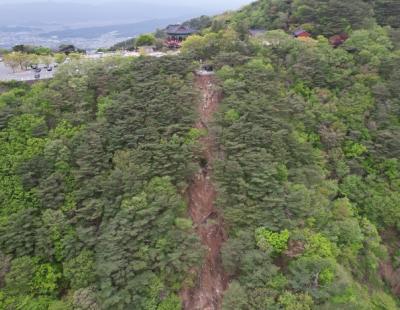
[379,229,400,296]
[380,261,400,296]
[181,74,228,310]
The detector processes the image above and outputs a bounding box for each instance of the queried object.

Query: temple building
[293,29,311,38]
[165,24,196,48]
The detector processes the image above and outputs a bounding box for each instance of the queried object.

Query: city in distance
[0,0,252,49]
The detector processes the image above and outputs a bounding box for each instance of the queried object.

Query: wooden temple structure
[165,24,196,48]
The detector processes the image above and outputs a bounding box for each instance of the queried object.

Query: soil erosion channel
[182,73,228,310]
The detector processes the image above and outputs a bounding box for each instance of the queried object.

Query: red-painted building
[165,25,196,49]
[293,29,311,38]
[329,33,349,48]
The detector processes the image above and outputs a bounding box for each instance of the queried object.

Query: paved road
[0,62,56,82]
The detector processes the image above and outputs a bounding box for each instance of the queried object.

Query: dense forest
[0,57,203,309]
[0,0,400,309]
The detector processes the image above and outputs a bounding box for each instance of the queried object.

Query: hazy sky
[0,0,254,9]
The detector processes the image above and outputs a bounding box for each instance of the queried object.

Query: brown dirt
[380,261,400,296]
[379,229,400,296]
[181,74,228,310]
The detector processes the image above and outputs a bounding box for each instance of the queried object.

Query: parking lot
[0,62,56,82]
[0,50,181,82]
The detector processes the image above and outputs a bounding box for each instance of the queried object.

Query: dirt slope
[181,74,228,310]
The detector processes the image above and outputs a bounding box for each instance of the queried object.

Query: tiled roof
[166,24,196,35]
[293,29,308,36]
[249,29,266,36]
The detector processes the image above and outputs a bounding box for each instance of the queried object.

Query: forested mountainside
[0,57,203,309]
[218,0,400,34]
[1,0,400,309]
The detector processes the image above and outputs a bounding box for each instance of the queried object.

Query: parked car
[31,64,38,69]
[34,73,40,79]
[34,68,41,73]
[47,67,53,72]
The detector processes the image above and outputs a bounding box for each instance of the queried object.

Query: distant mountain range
[0,1,215,49]
[0,26,43,33]
[42,18,189,39]
[0,2,201,26]
[0,1,250,49]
